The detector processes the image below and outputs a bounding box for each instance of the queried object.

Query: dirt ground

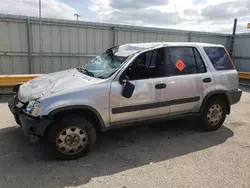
[0,86,249,188]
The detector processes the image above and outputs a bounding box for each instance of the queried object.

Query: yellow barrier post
[0,74,41,87]
[238,72,250,79]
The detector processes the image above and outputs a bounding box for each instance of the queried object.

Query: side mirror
[122,81,135,98]
[119,71,128,84]
[119,71,135,98]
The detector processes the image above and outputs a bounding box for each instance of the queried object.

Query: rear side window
[203,47,234,70]
[165,47,206,76]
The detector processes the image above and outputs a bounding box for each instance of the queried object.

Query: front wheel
[199,98,227,131]
[45,116,97,160]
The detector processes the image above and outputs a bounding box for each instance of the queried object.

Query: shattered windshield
[77,46,129,79]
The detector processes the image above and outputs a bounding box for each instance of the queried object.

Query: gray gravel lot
[0,86,250,188]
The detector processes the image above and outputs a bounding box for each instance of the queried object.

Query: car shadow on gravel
[0,119,233,188]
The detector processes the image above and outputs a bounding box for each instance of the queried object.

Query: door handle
[203,78,212,83]
[155,83,167,89]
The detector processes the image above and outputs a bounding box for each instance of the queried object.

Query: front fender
[40,85,111,127]
[40,93,95,116]
[45,105,106,130]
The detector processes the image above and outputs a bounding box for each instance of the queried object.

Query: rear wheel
[45,116,97,160]
[199,97,227,131]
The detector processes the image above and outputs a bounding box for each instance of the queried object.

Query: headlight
[25,101,40,117]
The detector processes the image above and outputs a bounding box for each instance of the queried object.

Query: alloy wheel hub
[65,133,80,146]
[207,104,223,126]
[56,126,88,155]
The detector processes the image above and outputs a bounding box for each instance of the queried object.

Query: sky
[0,0,250,33]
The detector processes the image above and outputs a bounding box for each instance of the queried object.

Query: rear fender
[199,90,231,114]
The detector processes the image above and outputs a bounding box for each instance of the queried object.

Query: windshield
[78,47,129,79]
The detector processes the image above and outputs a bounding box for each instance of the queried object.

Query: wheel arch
[43,105,106,136]
[200,91,231,115]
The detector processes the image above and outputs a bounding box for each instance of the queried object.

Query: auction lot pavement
[0,86,250,188]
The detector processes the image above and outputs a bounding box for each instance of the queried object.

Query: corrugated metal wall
[0,20,29,74]
[30,24,112,73]
[233,34,250,72]
[0,14,231,75]
[0,14,232,93]
[0,15,115,76]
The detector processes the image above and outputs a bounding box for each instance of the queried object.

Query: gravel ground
[0,86,250,188]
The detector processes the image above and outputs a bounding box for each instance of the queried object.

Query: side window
[203,47,234,70]
[126,48,165,80]
[166,47,196,76]
[193,48,206,73]
[165,47,207,76]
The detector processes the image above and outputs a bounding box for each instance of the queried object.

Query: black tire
[45,116,97,160]
[199,97,227,131]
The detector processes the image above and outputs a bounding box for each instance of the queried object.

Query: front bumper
[228,89,242,105]
[8,96,52,142]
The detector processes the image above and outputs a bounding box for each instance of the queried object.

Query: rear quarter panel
[213,70,239,91]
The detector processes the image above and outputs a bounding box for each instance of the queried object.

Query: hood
[18,69,101,102]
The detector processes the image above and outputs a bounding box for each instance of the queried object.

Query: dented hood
[18,69,100,102]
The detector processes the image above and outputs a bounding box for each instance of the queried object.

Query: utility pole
[39,0,43,73]
[74,14,80,21]
[229,18,237,57]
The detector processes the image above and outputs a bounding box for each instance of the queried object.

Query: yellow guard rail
[0,72,249,87]
[0,74,41,87]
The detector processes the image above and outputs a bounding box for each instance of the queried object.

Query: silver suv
[8,42,242,160]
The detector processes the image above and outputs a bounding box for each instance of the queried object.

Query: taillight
[224,48,235,69]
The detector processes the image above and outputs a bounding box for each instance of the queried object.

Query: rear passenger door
[163,46,215,115]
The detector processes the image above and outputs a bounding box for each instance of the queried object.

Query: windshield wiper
[77,66,95,77]
[82,69,95,77]
[97,76,105,79]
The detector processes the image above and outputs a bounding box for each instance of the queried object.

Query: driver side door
[109,48,170,125]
